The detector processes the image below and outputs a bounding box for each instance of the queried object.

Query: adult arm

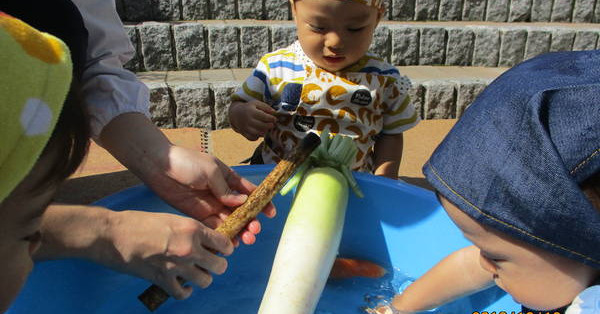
[71,0,150,140]
[70,0,275,243]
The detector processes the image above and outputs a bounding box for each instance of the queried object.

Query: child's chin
[320,64,345,72]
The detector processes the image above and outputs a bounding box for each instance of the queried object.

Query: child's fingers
[252,102,277,122]
[254,101,277,114]
[253,110,277,124]
[244,121,274,139]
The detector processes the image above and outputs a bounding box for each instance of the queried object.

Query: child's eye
[482,252,505,264]
[23,231,41,242]
[309,24,325,32]
[348,27,365,32]
[24,231,42,254]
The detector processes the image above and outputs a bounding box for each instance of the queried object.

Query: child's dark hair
[582,172,600,211]
[39,83,90,187]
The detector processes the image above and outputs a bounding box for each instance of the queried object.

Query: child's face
[0,149,60,312]
[440,196,598,310]
[291,0,381,72]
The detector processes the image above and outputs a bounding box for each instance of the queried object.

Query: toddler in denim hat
[374,50,600,314]
[229,0,419,178]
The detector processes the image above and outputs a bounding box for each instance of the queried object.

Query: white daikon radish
[259,130,363,314]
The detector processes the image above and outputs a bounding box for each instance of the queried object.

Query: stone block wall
[124,21,600,72]
[141,72,497,129]
[116,0,600,23]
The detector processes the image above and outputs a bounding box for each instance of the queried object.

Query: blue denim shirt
[423,50,600,269]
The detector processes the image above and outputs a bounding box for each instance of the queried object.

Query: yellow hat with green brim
[0,12,72,202]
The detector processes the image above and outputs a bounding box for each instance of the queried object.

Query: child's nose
[324,32,344,51]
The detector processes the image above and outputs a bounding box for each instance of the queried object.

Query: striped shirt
[232,41,419,172]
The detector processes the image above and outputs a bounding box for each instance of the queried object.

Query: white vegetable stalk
[259,130,363,314]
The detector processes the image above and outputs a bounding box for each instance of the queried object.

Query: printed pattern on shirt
[232,41,419,172]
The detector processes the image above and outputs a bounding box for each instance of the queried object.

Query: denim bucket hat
[423,50,600,269]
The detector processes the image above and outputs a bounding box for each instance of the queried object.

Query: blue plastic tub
[8,165,518,313]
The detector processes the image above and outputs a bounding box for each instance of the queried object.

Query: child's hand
[228,100,277,141]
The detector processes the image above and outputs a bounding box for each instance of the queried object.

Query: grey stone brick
[573,30,599,51]
[271,24,297,49]
[530,0,552,21]
[239,0,264,19]
[146,82,174,128]
[122,0,153,22]
[182,0,209,20]
[462,0,487,21]
[391,0,416,20]
[472,27,500,66]
[486,0,509,22]
[370,26,391,62]
[154,0,181,21]
[572,0,596,22]
[172,82,213,129]
[123,25,142,72]
[173,23,208,70]
[139,22,176,71]
[212,82,240,129]
[499,28,527,67]
[391,26,419,65]
[595,2,600,23]
[423,81,456,119]
[415,0,439,20]
[524,29,551,60]
[407,81,424,119]
[550,29,575,52]
[446,28,474,66]
[456,80,486,117]
[419,27,446,65]
[508,0,532,22]
[240,26,270,68]
[266,0,290,20]
[551,0,574,22]
[209,0,237,19]
[207,26,239,69]
[439,0,463,21]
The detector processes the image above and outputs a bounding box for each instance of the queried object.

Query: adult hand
[106,210,235,299]
[36,205,235,300]
[146,145,276,245]
[99,113,276,245]
[228,100,277,141]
